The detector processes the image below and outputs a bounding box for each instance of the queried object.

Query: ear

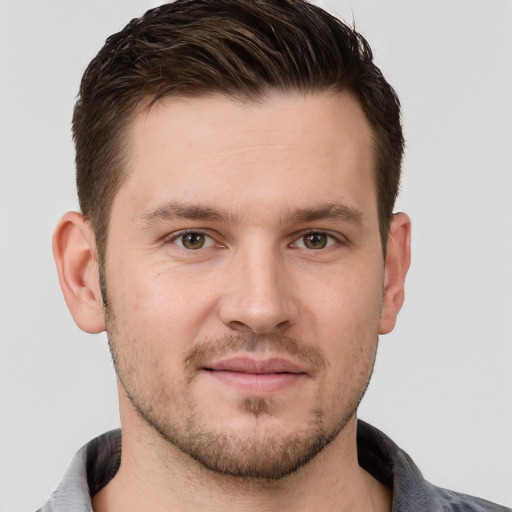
[52,212,106,334]
[379,212,411,335]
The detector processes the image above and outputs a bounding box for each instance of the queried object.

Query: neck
[92,413,391,512]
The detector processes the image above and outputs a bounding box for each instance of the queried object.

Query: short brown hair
[73,0,403,262]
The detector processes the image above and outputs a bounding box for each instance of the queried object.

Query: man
[38,0,509,511]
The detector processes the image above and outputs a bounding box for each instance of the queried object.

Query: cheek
[108,264,221,351]
[299,263,383,380]
[302,262,384,328]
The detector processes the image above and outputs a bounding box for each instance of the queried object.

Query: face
[104,92,388,479]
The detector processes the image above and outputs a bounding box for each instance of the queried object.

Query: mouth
[202,356,307,394]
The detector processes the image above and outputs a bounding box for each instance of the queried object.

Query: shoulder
[424,484,511,512]
[35,429,121,512]
[357,420,510,512]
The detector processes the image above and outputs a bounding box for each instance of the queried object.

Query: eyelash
[290,230,343,250]
[165,230,219,250]
[165,229,344,252]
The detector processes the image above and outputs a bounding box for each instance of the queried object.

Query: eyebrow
[288,203,364,226]
[137,200,364,228]
[138,201,235,227]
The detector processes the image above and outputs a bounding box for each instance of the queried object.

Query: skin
[54,91,411,511]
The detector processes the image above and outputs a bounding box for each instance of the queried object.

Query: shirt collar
[38,421,509,512]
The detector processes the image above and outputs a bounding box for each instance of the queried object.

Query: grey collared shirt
[37,421,510,512]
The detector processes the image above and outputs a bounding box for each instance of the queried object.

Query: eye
[172,232,215,250]
[293,232,338,250]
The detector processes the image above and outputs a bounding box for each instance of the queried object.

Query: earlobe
[52,212,106,334]
[379,212,411,335]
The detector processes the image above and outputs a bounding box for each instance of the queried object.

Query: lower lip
[205,370,305,394]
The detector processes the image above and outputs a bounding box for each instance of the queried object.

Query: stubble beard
[107,326,377,482]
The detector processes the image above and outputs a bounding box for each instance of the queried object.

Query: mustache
[184,333,326,375]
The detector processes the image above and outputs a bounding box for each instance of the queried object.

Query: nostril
[226,319,289,334]
[219,288,299,334]
[227,321,254,332]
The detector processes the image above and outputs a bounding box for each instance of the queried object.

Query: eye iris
[304,233,327,249]
[182,233,205,249]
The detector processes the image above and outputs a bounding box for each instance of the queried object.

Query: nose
[219,244,299,334]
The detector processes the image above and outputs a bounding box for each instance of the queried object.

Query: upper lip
[204,357,305,374]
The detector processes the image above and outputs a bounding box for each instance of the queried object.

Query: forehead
[117,91,377,225]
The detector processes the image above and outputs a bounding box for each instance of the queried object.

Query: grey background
[1,1,511,510]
